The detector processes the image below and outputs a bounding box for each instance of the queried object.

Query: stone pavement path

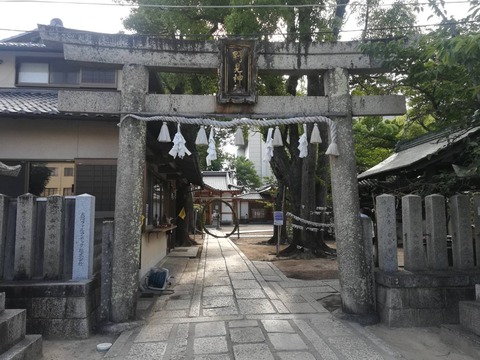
[105,233,404,359]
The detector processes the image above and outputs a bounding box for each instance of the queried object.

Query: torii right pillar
[325,68,376,320]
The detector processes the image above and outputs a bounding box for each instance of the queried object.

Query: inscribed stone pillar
[425,194,448,270]
[14,193,36,279]
[72,194,95,280]
[376,194,398,272]
[43,195,65,279]
[402,195,426,271]
[111,64,148,323]
[450,194,475,269]
[325,68,375,315]
[472,194,480,268]
[0,195,8,279]
[100,221,114,322]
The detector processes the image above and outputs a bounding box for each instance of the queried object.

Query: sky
[0,0,473,41]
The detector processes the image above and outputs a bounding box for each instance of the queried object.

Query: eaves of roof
[358,127,480,180]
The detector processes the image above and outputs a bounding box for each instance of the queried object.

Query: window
[64,167,74,176]
[81,69,116,85]
[17,58,117,88]
[18,63,49,84]
[42,188,58,196]
[50,62,79,85]
[63,187,74,196]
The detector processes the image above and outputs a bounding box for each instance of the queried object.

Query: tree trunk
[175,182,197,246]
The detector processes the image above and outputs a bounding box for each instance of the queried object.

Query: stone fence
[0,193,102,339]
[373,193,480,326]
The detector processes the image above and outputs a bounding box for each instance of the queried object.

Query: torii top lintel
[38,25,384,75]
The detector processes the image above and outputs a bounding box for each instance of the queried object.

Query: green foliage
[353,117,401,173]
[226,156,262,190]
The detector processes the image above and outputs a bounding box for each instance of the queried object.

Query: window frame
[16,57,118,89]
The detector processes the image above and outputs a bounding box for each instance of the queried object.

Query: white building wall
[0,118,119,160]
[241,130,271,181]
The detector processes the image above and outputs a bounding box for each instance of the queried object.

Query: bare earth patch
[231,236,339,280]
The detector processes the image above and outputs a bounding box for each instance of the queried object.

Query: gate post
[111,64,148,322]
[325,68,376,316]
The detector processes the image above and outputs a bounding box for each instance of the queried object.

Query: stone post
[14,193,36,279]
[425,194,448,270]
[111,64,148,323]
[0,195,8,279]
[402,195,426,271]
[472,194,480,268]
[325,68,375,315]
[43,195,65,279]
[376,194,398,272]
[450,194,475,269]
[72,194,96,280]
[100,221,114,322]
[360,215,376,309]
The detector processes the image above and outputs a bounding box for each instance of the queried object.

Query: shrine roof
[358,127,480,180]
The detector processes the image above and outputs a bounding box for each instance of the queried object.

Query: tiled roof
[0,42,46,49]
[0,90,59,115]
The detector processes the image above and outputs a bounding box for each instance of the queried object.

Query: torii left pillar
[111,64,148,322]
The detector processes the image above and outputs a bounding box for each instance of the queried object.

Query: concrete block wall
[0,278,100,339]
[375,271,478,327]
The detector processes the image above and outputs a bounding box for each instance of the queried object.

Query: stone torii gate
[38,25,405,323]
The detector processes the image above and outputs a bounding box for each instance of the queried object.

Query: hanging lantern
[310,123,322,144]
[169,124,191,159]
[234,127,245,146]
[206,127,217,166]
[157,122,171,142]
[298,124,308,158]
[195,125,208,145]
[272,126,283,147]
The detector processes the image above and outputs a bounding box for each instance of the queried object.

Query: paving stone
[235,288,265,299]
[261,319,295,333]
[230,326,265,343]
[232,279,262,289]
[310,317,353,337]
[125,342,167,359]
[194,336,228,354]
[328,335,384,360]
[233,343,275,360]
[268,333,308,351]
[158,309,189,318]
[279,295,308,303]
[195,355,232,360]
[203,286,234,296]
[203,306,239,316]
[195,322,227,337]
[166,299,191,310]
[263,275,283,282]
[294,319,339,360]
[135,324,174,342]
[203,276,231,286]
[229,272,255,280]
[283,302,317,313]
[237,299,276,314]
[228,320,259,328]
[271,299,290,313]
[277,352,317,360]
[202,296,235,308]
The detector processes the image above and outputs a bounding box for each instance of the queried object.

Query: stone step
[441,324,480,360]
[0,310,26,355]
[459,301,480,336]
[0,293,4,313]
[0,335,42,360]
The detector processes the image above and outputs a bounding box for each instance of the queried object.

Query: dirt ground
[231,235,339,280]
